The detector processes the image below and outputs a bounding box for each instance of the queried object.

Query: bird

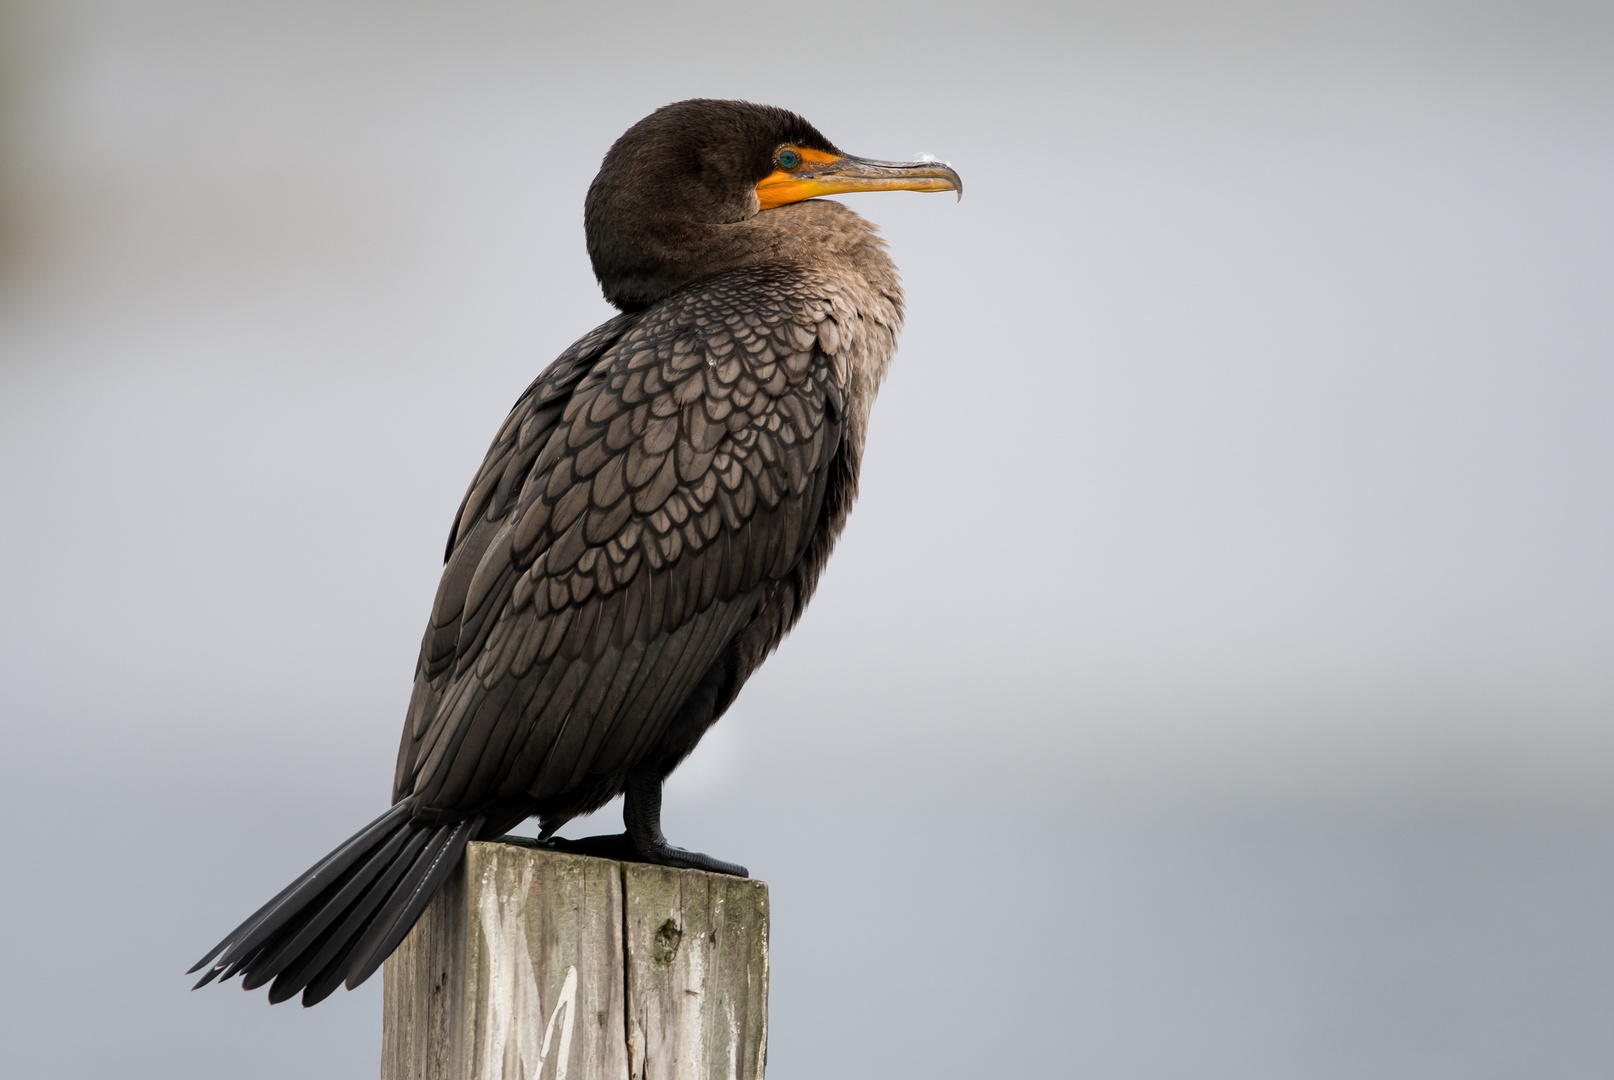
[189,98,960,1007]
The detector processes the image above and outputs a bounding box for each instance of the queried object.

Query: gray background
[1,1,1611,1077]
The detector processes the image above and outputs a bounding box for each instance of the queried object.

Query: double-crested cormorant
[190,99,960,1006]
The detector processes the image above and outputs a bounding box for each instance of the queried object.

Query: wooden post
[382,841,769,1080]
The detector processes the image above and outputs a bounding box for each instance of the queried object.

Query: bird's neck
[593,200,901,317]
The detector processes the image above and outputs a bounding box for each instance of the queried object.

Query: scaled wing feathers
[394,268,848,814]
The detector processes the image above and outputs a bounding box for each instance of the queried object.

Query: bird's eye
[777,149,801,169]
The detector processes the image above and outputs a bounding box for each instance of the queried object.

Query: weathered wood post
[382,840,769,1080]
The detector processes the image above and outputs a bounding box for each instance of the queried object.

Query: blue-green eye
[778,149,801,169]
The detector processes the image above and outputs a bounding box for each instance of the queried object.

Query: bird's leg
[545,774,749,877]
[622,772,749,877]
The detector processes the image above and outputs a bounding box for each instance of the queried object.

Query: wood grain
[382,841,768,1080]
[622,863,770,1080]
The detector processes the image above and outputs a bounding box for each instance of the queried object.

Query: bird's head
[585,99,960,311]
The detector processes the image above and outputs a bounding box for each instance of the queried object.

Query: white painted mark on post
[724,997,739,1080]
[477,869,577,1080]
[538,966,578,1077]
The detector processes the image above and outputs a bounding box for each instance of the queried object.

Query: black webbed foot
[632,839,749,878]
[544,831,749,877]
[542,772,749,877]
[544,832,636,861]
[542,833,742,878]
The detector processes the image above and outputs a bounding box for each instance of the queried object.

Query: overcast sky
[1,2,1611,1077]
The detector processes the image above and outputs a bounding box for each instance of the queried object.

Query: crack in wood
[382,842,768,1080]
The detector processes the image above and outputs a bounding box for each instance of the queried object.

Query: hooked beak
[756,152,963,211]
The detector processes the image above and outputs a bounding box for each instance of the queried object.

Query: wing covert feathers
[395,268,851,813]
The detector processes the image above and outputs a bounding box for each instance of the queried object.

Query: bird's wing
[439,312,640,564]
[394,269,848,814]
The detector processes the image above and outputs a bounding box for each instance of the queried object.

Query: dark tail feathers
[189,804,482,1006]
